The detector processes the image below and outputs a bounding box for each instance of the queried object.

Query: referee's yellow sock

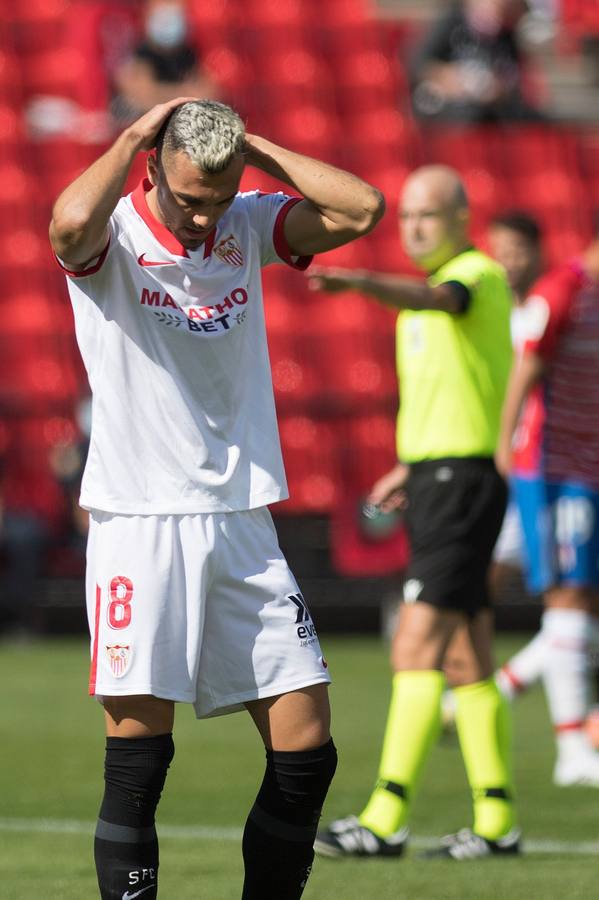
[359,670,445,838]
[454,678,516,840]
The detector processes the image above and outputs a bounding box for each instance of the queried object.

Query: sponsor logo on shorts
[403,579,423,604]
[288,592,319,647]
[106,644,132,678]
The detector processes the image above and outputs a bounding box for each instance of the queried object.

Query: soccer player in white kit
[49,97,384,899]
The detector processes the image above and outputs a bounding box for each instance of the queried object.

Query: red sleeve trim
[272,197,313,271]
[55,236,111,278]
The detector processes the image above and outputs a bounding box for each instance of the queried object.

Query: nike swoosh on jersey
[138,253,177,267]
[122,884,156,900]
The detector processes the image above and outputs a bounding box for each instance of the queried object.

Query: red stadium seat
[188,0,239,30]
[316,241,372,269]
[303,0,367,26]
[509,170,586,219]
[421,126,498,171]
[345,107,411,148]
[0,104,25,161]
[202,44,249,93]
[6,0,68,24]
[343,47,395,85]
[323,18,385,53]
[544,229,588,267]
[0,163,37,227]
[255,49,335,105]
[242,0,307,27]
[498,127,579,176]
[21,47,87,99]
[263,292,302,336]
[462,169,506,219]
[268,105,341,157]
[270,340,321,411]
[363,166,411,208]
[561,0,599,35]
[278,416,341,513]
[0,51,22,101]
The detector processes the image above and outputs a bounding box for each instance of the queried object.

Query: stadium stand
[1,0,598,631]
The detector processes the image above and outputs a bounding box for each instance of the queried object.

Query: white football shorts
[86,507,331,718]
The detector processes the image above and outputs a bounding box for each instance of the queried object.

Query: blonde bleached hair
[157,100,246,174]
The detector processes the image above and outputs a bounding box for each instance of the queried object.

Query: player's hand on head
[307,266,357,294]
[126,96,198,152]
[242,133,259,162]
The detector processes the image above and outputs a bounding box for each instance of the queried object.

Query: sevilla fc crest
[106,644,131,678]
[214,233,244,266]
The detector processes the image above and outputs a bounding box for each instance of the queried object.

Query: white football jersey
[59,180,311,514]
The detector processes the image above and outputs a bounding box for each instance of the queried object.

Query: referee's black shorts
[402,457,507,616]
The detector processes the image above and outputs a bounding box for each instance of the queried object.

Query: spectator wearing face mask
[410,0,544,122]
[112,0,220,124]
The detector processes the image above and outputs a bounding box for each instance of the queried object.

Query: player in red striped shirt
[496,230,599,786]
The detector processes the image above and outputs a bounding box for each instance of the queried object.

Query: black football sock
[241,738,337,900]
[94,733,174,900]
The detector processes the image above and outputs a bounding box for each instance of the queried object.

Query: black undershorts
[402,457,507,616]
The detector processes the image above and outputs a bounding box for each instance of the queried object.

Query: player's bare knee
[103,695,175,737]
[297,720,332,752]
[392,632,445,671]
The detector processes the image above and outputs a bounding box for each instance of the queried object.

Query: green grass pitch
[1,633,597,898]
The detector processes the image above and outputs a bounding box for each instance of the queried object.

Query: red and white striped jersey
[515,260,599,488]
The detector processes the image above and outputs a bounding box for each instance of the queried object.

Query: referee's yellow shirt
[396,248,512,463]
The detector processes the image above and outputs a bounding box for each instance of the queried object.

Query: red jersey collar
[131,179,216,260]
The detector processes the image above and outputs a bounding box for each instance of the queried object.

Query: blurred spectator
[26,0,220,142]
[25,1,142,143]
[0,461,50,638]
[112,0,220,125]
[410,0,544,122]
[48,396,92,552]
[496,222,599,785]
[488,210,544,305]
[486,211,543,586]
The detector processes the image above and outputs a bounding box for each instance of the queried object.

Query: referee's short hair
[489,210,542,246]
[156,100,246,174]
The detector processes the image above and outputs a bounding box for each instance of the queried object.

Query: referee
[310,165,519,861]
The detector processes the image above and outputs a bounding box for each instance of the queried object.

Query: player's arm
[307,267,469,313]
[367,462,410,514]
[49,96,194,269]
[495,351,544,477]
[243,134,385,255]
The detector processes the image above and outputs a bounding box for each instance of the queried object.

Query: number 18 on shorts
[86,508,331,718]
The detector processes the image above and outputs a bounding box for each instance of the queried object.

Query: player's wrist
[118,124,152,157]
[243,134,271,167]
